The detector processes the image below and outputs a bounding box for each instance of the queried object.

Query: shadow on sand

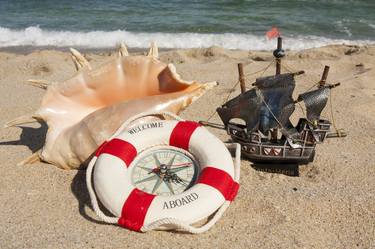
[0,123,47,152]
[71,169,111,225]
[251,163,300,177]
[0,124,109,224]
[0,126,299,227]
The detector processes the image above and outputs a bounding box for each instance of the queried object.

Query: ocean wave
[0,26,373,50]
[359,19,375,30]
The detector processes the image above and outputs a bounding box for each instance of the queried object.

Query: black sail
[217,73,296,134]
[279,103,299,138]
[298,86,330,123]
[217,88,262,132]
[255,73,296,134]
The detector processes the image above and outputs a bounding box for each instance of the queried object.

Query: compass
[88,119,240,232]
[131,146,199,196]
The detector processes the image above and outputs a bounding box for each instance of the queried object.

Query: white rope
[140,202,231,233]
[86,111,185,224]
[86,111,241,233]
[226,143,241,182]
[86,155,118,224]
[141,143,241,233]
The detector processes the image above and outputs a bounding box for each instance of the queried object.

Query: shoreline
[0,45,175,55]
[1,42,374,55]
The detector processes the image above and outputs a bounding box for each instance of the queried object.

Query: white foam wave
[359,19,375,30]
[0,26,373,50]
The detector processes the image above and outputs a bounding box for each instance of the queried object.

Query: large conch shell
[6,42,217,169]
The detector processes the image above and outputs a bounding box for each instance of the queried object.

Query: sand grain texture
[0,45,374,249]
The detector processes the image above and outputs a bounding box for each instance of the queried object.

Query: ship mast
[275,37,284,75]
[271,36,285,141]
[319,65,330,87]
[238,63,246,94]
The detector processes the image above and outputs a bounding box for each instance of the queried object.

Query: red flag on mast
[266,27,280,40]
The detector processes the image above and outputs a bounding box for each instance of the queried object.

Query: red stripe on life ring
[197,167,239,201]
[95,141,108,157]
[96,138,137,167]
[169,121,200,150]
[118,189,156,231]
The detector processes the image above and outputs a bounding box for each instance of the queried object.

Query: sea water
[0,0,374,50]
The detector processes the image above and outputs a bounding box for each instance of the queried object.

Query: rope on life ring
[86,111,241,233]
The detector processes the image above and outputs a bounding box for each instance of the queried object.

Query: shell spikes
[118,42,129,57]
[4,114,42,128]
[7,43,217,169]
[25,79,50,90]
[17,150,41,166]
[70,48,92,70]
[147,41,158,58]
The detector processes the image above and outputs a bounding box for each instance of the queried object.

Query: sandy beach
[0,44,374,248]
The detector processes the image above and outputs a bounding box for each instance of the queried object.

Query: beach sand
[0,44,374,249]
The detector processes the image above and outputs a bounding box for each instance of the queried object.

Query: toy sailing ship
[203,37,346,164]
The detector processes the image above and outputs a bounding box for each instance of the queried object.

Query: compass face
[131,146,199,196]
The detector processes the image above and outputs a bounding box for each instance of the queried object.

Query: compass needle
[132,147,198,196]
[177,179,188,186]
[172,175,190,186]
[179,177,191,183]
[170,166,191,173]
[170,162,192,167]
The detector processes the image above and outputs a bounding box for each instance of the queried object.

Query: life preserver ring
[86,112,240,233]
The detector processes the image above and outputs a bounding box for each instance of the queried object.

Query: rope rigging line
[296,100,331,123]
[296,101,315,126]
[204,57,344,138]
[281,60,347,134]
[205,60,275,122]
[243,59,276,78]
[328,89,345,137]
[284,58,370,91]
[280,60,321,91]
[204,80,240,122]
[256,89,285,131]
[230,55,346,139]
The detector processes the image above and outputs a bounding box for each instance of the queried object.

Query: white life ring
[86,112,241,233]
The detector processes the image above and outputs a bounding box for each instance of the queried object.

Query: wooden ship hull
[226,118,331,164]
